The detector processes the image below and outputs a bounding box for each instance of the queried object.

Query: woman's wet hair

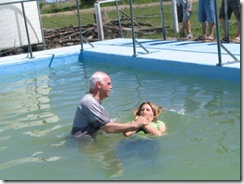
[133,102,163,117]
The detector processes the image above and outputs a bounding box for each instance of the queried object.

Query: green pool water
[0,56,240,180]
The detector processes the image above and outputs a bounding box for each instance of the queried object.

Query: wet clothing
[136,120,165,135]
[71,94,110,137]
[219,0,240,20]
[198,0,216,23]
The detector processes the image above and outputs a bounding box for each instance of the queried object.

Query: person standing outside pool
[219,0,240,43]
[197,0,216,41]
[177,0,193,40]
[123,102,167,137]
[71,71,149,138]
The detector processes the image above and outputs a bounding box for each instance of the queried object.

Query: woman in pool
[123,102,167,137]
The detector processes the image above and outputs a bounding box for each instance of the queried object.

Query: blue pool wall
[0,39,240,82]
[0,53,80,76]
[79,50,240,82]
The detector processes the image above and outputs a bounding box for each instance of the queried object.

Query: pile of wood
[43,10,169,49]
[43,24,98,49]
[43,22,159,49]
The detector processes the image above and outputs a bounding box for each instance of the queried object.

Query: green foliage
[80,0,96,6]
[49,3,60,13]
[39,2,44,10]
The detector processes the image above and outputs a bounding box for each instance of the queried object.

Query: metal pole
[220,44,239,62]
[21,2,33,58]
[129,0,136,56]
[94,3,104,40]
[36,0,46,50]
[115,0,123,38]
[76,0,84,50]
[214,0,222,66]
[135,40,149,53]
[171,0,179,32]
[48,54,55,67]
[160,0,166,40]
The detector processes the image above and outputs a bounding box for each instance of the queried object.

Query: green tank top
[136,120,165,135]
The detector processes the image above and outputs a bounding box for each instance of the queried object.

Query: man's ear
[96,81,102,88]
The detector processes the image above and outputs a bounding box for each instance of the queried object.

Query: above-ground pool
[0,51,240,180]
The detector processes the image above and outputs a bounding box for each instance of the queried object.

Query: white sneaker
[186,33,193,39]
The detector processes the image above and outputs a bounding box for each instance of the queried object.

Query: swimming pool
[0,49,240,180]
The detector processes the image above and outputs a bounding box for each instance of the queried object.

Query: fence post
[171,0,179,32]
[21,2,33,58]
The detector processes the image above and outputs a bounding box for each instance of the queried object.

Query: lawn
[40,0,239,40]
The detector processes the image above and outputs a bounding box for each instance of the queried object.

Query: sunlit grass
[41,1,238,39]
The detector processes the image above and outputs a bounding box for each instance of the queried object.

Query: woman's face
[139,103,154,122]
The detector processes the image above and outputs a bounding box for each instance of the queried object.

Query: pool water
[0,55,240,180]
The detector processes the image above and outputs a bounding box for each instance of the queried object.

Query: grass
[42,14,95,28]
[41,0,239,40]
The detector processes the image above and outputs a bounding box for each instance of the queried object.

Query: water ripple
[0,154,61,170]
[23,124,62,137]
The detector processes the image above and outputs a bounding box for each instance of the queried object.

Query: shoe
[220,36,230,43]
[185,32,193,39]
[179,31,185,40]
[197,35,207,40]
[232,37,240,43]
[205,36,214,41]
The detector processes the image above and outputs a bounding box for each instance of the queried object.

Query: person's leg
[183,20,193,39]
[208,22,215,40]
[232,20,241,42]
[231,0,240,40]
[201,22,207,37]
[180,22,186,39]
[205,0,216,39]
[179,20,190,40]
[236,20,240,39]
[219,18,229,41]
[179,27,185,40]
[183,0,192,39]
[196,22,207,40]
[197,0,207,40]
[218,0,229,41]
[219,18,226,36]
[185,20,191,35]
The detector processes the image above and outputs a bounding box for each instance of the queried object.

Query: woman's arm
[158,123,167,134]
[142,122,167,136]
[123,130,137,137]
[122,116,140,137]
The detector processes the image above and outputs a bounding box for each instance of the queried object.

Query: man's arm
[99,116,148,134]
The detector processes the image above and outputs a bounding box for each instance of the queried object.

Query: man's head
[88,71,112,101]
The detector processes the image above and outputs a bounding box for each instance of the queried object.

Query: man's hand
[134,116,149,127]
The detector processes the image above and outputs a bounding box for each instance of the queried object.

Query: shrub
[80,0,96,6]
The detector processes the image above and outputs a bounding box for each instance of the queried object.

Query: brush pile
[0,11,170,57]
[43,14,167,49]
